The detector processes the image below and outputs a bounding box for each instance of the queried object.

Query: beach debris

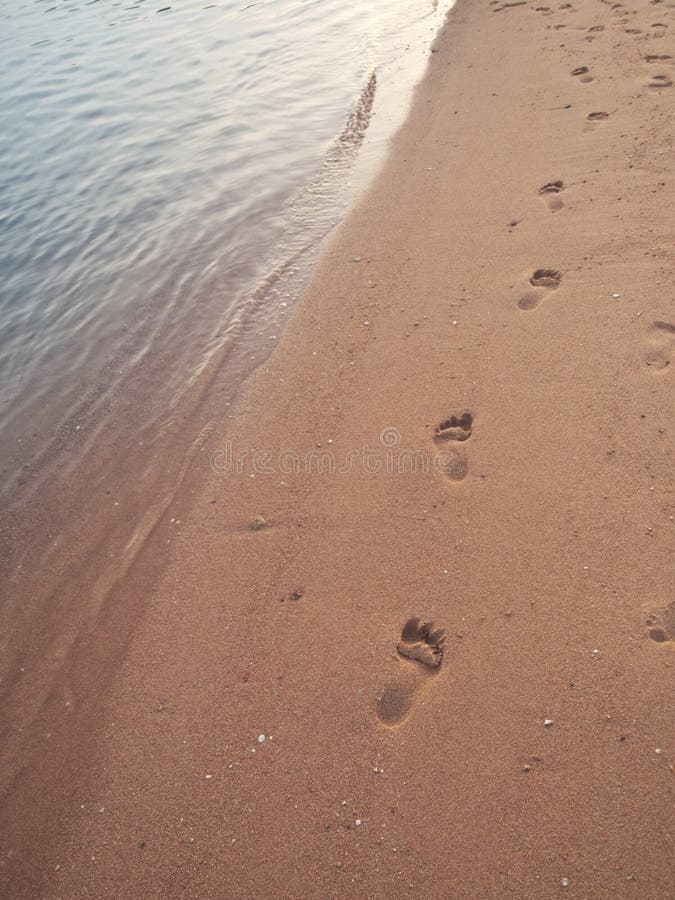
[592,648,600,658]
[544,719,554,727]
[205,774,213,780]
[257,734,266,744]
[612,292,621,298]
[250,515,266,531]
[561,877,570,888]
[355,819,362,827]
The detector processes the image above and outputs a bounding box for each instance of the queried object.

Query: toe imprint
[398,617,447,668]
[530,268,562,288]
[539,180,564,194]
[434,412,473,442]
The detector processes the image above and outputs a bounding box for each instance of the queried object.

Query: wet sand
[2,0,674,896]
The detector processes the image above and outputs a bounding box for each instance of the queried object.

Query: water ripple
[0,0,449,488]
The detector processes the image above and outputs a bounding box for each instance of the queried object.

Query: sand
[1,0,674,896]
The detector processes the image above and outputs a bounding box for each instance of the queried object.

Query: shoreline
[0,0,447,498]
[3,0,675,895]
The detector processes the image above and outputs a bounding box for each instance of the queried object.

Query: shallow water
[0,0,449,491]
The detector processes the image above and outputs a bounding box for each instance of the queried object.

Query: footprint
[375,618,447,726]
[584,110,609,131]
[641,320,675,369]
[571,65,594,82]
[539,179,565,211]
[585,24,605,40]
[646,73,673,88]
[645,601,675,647]
[433,412,473,482]
[492,1,526,10]
[517,268,562,310]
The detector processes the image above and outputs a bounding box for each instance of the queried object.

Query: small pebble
[562,877,570,888]
[355,819,362,827]
[612,292,621,298]
[258,734,266,744]
[544,719,554,727]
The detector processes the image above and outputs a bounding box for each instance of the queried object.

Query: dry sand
[1,0,674,896]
